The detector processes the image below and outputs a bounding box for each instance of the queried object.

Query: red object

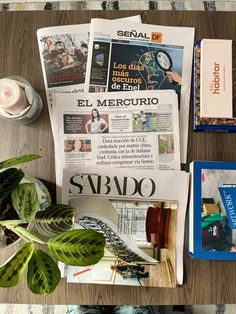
[73,267,91,277]
[146,205,171,248]
[202,172,205,183]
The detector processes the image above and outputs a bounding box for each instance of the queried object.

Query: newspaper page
[60,166,189,287]
[37,22,90,125]
[36,15,142,136]
[54,89,180,200]
[84,18,195,164]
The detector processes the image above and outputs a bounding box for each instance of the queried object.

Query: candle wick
[4,91,11,98]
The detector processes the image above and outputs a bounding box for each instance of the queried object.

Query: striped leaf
[0,242,34,287]
[47,229,105,266]
[0,168,24,203]
[11,183,39,221]
[34,204,76,237]
[27,249,61,296]
[0,154,41,170]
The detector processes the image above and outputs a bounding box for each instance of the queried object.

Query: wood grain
[0,10,236,305]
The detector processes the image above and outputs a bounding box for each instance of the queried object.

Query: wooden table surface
[0,10,236,305]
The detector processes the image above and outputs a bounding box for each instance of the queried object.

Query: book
[84,18,195,164]
[60,166,189,287]
[200,39,232,118]
[192,40,236,132]
[188,160,236,259]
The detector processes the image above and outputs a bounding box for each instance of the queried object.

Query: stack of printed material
[37,15,143,196]
[37,15,194,287]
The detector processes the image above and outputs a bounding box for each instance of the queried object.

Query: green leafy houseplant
[0,154,105,296]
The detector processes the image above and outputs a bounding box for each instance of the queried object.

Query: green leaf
[11,183,39,220]
[27,249,61,296]
[0,168,24,203]
[0,154,41,170]
[34,204,76,237]
[0,242,34,287]
[47,229,105,266]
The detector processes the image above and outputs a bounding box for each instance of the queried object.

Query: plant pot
[0,175,51,249]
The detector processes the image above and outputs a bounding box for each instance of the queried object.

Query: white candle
[0,78,28,115]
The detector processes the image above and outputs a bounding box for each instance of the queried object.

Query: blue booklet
[188,160,236,259]
[218,185,236,229]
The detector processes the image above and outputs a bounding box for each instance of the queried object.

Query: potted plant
[0,154,105,296]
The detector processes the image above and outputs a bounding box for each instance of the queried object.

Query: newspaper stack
[37,15,194,288]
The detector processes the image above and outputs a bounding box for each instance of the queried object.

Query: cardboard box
[202,203,220,214]
[200,39,232,118]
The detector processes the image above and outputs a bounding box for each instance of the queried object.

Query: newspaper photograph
[37,24,90,97]
[85,18,195,163]
[61,166,189,287]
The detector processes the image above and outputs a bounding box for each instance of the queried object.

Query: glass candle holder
[0,76,43,124]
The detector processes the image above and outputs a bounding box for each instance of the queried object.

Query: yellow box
[202,203,220,214]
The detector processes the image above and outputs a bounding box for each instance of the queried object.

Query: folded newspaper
[54,89,180,200]
[85,18,195,164]
[36,15,142,135]
[60,166,189,287]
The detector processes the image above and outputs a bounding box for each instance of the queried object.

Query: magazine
[61,166,189,287]
[36,15,142,137]
[189,160,236,259]
[54,89,180,200]
[84,18,195,163]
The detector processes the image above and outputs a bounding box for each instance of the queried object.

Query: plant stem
[0,206,11,220]
[0,219,26,226]
[11,227,45,245]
